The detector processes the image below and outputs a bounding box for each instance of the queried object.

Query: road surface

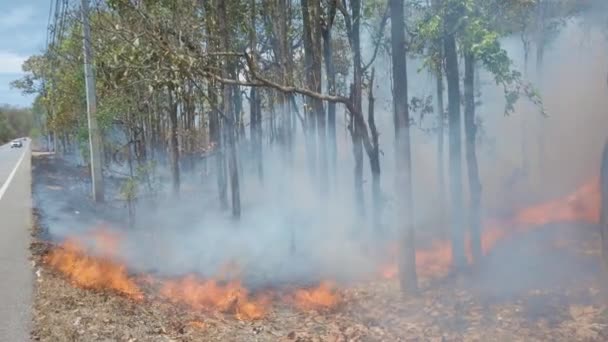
[0,139,32,341]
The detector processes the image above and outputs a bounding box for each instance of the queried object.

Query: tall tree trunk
[234,85,245,139]
[270,0,293,165]
[444,11,466,270]
[464,51,482,264]
[209,84,228,209]
[322,10,337,185]
[205,0,228,208]
[390,0,418,294]
[250,88,263,182]
[301,0,322,181]
[535,0,546,191]
[521,30,530,178]
[432,0,446,233]
[249,0,263,183]
[436,63,447,228]
[168,87,180,196]
[351,0,365,213]
[219,0,241,218]
[368,68,381,230]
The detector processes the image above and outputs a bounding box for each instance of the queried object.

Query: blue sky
[0,2,49,107]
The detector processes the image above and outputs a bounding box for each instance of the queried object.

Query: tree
[390,0,418,294]
[301,0,327,188]
[443,0,467,270]
[321,0,338,184]
[463,48,482,264]
[219,0,241,218]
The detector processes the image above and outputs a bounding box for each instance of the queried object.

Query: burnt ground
[30,153,608,341]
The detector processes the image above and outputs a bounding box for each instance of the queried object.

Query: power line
[46,0,55,48]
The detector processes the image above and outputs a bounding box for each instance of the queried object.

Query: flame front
[515,177,600,226]
[160,275,269,320]
[41,177,601,320]
[382,177,602,279]
[293,281,340,311]
[44,236,143,300]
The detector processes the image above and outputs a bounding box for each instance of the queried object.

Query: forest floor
[30,154,608,341]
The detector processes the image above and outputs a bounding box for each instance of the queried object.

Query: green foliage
[459,0,545,115]
[0,106,34,144]
[120,176,138,202]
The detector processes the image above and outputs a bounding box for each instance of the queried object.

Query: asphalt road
[0,139,32,341]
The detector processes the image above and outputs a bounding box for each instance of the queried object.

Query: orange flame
[159,275,269,320]
[382,177,602,279]
[293,281,340,311]
[515,177,600,226]
[42,177,601,320]
[44,235,143,300]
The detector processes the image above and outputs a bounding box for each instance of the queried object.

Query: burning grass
[159,275,270,320]
[42,176,603,322]
[43,229,343,321]
[44,233,144,301]
[31,155,608,340]
[381,177,601,281]
[292,281,341,311]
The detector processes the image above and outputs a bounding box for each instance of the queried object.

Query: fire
[41,176,602,321]
[293,281,340,311]
[44,235,143,300]
[515,177,600,226]
[159,275,269,320]
[381,240,453,280]
[383,177,602,279]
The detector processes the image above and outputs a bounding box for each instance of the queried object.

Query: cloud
[0,52,26,74]
[0,6,35,30]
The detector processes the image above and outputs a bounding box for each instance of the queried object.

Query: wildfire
[381,240,453,280]
[159,275,270,320]
[44,232,143,300]
[42,176,601,321]
[515,177,600,226]
[292,281,340,311]
[44,229,342,320]
[383,177,602,279]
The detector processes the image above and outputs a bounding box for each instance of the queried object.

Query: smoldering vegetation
[33,2,608,298]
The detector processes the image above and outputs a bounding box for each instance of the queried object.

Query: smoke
[36,4,608,294]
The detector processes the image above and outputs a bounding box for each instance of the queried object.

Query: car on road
[10,140,22,148]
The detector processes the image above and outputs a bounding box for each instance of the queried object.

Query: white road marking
[0,147,27,201]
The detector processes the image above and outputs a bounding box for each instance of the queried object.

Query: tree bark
[535,0,546,191]
[168,87,180,196]
[432,0,446,233]
[322,5,337,186]
[444,10,466,270]
[390,0,418,294]
[301,0,324,182]
[249,0,263,183]
[219,0,241,218]
[205,0,228,209]
[368,68,381,230]
[276,0,293,166]
[351,0,365,213]
[436,61,447,229]
[250,87,263,182]
[464,51,482,264]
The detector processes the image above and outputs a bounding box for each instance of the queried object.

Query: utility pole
[81,0,104,202]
